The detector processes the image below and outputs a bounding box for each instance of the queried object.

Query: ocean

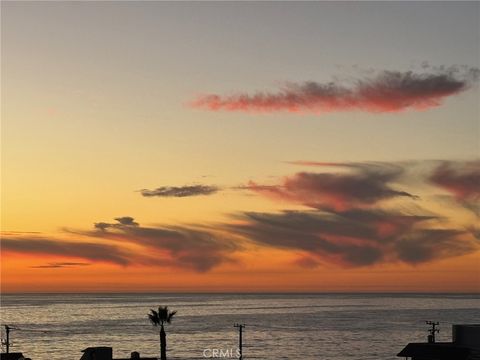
[0,293,478,360]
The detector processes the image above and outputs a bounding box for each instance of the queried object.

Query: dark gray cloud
[288,160,480,209]
[238,160,479,267]
[94,216,139,231]
[6,159,480,271]
[5,217,240,272]
[394,229,471,264]
[192,66,479,114]
[248,162,415,211]
[94,222,112,231]
[89,217,239,272]
[141,185,220,198]
[115,216,139,226]
[227,209,475,267]
[2,237,131,266]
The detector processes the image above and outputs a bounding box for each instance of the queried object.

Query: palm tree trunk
[160,324,167,360]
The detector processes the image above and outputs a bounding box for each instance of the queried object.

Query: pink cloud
[191,67,478,115]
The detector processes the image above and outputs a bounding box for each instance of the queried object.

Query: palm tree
[148,306,177,360]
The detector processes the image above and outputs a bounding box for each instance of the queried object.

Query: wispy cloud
[192,66,478,114]
[4,160,479,272]
[2,237,132,266]
[247,162,414,211]
[31,262,91,269]
[94,216,139,230]
[227,209,476,267]
[394,229,471,263]
[232,160,479,267]
[88,217,239,272]
[140,185,220,198]
[4,217,241,273]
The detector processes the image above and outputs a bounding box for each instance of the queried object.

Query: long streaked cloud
[247,162,415,211]
[227,209,476,267]
[4,217,241,272]
[140,185,220,198]
[231,160,479,266]
[394,229,472,263]
[89,217,240,272]
[191,66,479,114]
[30,262,91,269]
[2,237,132,266]
[4,161,479,272]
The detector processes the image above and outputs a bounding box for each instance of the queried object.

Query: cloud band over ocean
[3,160,479,272]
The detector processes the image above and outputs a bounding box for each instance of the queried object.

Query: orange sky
[2,250,479,293]
[2,2,479,293]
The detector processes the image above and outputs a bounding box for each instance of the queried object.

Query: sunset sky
[2,1,479,293]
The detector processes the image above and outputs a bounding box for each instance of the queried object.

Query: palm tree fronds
[148,306,176,326]
[158,306,169,321]
[148,309,160,326]
[166,310,177,323]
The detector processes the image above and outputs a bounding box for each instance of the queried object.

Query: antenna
[234,323,245,360]
[426,321,439,343]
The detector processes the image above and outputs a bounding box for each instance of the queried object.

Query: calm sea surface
[0,293,478,360]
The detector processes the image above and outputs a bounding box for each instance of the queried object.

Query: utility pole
[234,323,245,360]
[426,321,439,343]
[4,325,11,353]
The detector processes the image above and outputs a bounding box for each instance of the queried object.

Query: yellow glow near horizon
[2,1,479,293]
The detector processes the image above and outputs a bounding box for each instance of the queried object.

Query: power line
[1,325,62,334]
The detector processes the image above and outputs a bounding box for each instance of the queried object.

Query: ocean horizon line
[2,291,479,295]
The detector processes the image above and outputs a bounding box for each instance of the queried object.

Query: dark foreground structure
[0,348,156,360]
[0,348,157,360]
[397,324,480,360]
[80,347,157,360]
[0,354,29,360]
